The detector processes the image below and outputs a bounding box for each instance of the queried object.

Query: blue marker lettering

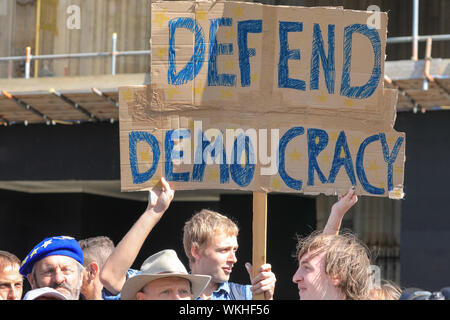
[307,128,329,185]
[238,20,262,87]
[129,131,160,184]
[356,134,384,194]
[310,24,335,94]
[278,21,305,91]
[278,127,304,190]
[340,23,381,99]
[208,18,235,87]
[230,134,255,187]
[168,17,205,85]
[379,133,404,191]
[192,130,229,184]
[165,129,190,182]
[328,131,356,185]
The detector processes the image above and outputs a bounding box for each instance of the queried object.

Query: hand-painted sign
[119,1,405,199]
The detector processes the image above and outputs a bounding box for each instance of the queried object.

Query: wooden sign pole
[252,191,268,300]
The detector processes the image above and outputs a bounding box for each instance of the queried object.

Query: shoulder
[126,268,141,279]
[228,282,253,300]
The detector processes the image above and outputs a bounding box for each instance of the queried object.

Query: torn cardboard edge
[119,85,405,199]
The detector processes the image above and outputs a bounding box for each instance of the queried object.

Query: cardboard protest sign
[119,1,406,199]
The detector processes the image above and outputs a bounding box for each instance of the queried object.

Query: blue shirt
[197,281,252,300]
[102,268,141,300]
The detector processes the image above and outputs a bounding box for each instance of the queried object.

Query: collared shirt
[197,281,252,300]
[102,268,141,300]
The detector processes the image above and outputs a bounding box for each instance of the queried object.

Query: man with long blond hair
[292,231,372,300]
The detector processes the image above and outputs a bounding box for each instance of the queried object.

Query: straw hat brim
[120,273,211,300]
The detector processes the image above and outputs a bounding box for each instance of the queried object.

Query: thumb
[147,191,156,207]
[245,262,253,280]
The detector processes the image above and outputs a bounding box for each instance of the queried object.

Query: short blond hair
[183,209,239,266]
[295,231,372,300]
[0,250,21,270]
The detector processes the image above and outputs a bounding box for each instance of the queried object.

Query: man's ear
[87,262,100,280]
[26,274,36,289]
[331,276,341,287]
[191,243,201,261]
[136,292,145,300]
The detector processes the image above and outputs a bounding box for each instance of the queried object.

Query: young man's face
[136,276,192,300]
[28,255,82,300]
[292,249,343,300]
[0,264,23,300]
[192,231,238,284]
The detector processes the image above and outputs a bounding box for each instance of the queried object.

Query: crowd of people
[0,177,441,301]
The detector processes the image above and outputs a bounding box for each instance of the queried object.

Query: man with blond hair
[0,250,23,300]
[183,209,276,300]
[292,231,372,300]
[100,177,276,300]
[184,185,357,300]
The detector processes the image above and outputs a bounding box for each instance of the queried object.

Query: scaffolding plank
[0,73,148,93]
[0,59,449,125]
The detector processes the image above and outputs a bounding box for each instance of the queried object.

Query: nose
[292,266,303,284]
[54,267,66,284]
[7,286,20,300]
[7,287,15,300]
[228,250,237,264]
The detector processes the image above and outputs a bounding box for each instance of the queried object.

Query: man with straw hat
[120,249,210,300]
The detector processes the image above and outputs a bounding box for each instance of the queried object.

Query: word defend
[119,1,406,199]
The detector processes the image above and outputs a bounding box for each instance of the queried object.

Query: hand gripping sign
[119,1,405,199]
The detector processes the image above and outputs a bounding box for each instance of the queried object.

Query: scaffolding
[0,0,449,125]
[0,33,150,79]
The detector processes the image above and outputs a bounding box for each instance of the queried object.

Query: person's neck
[199,281,221,300]
[324,289,346,300]
[86,282,104,300]
[191,265,222,299]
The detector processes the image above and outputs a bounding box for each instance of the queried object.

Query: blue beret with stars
[20,236,83,276]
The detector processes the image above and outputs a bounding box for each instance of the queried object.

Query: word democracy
[128,124,403,195]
